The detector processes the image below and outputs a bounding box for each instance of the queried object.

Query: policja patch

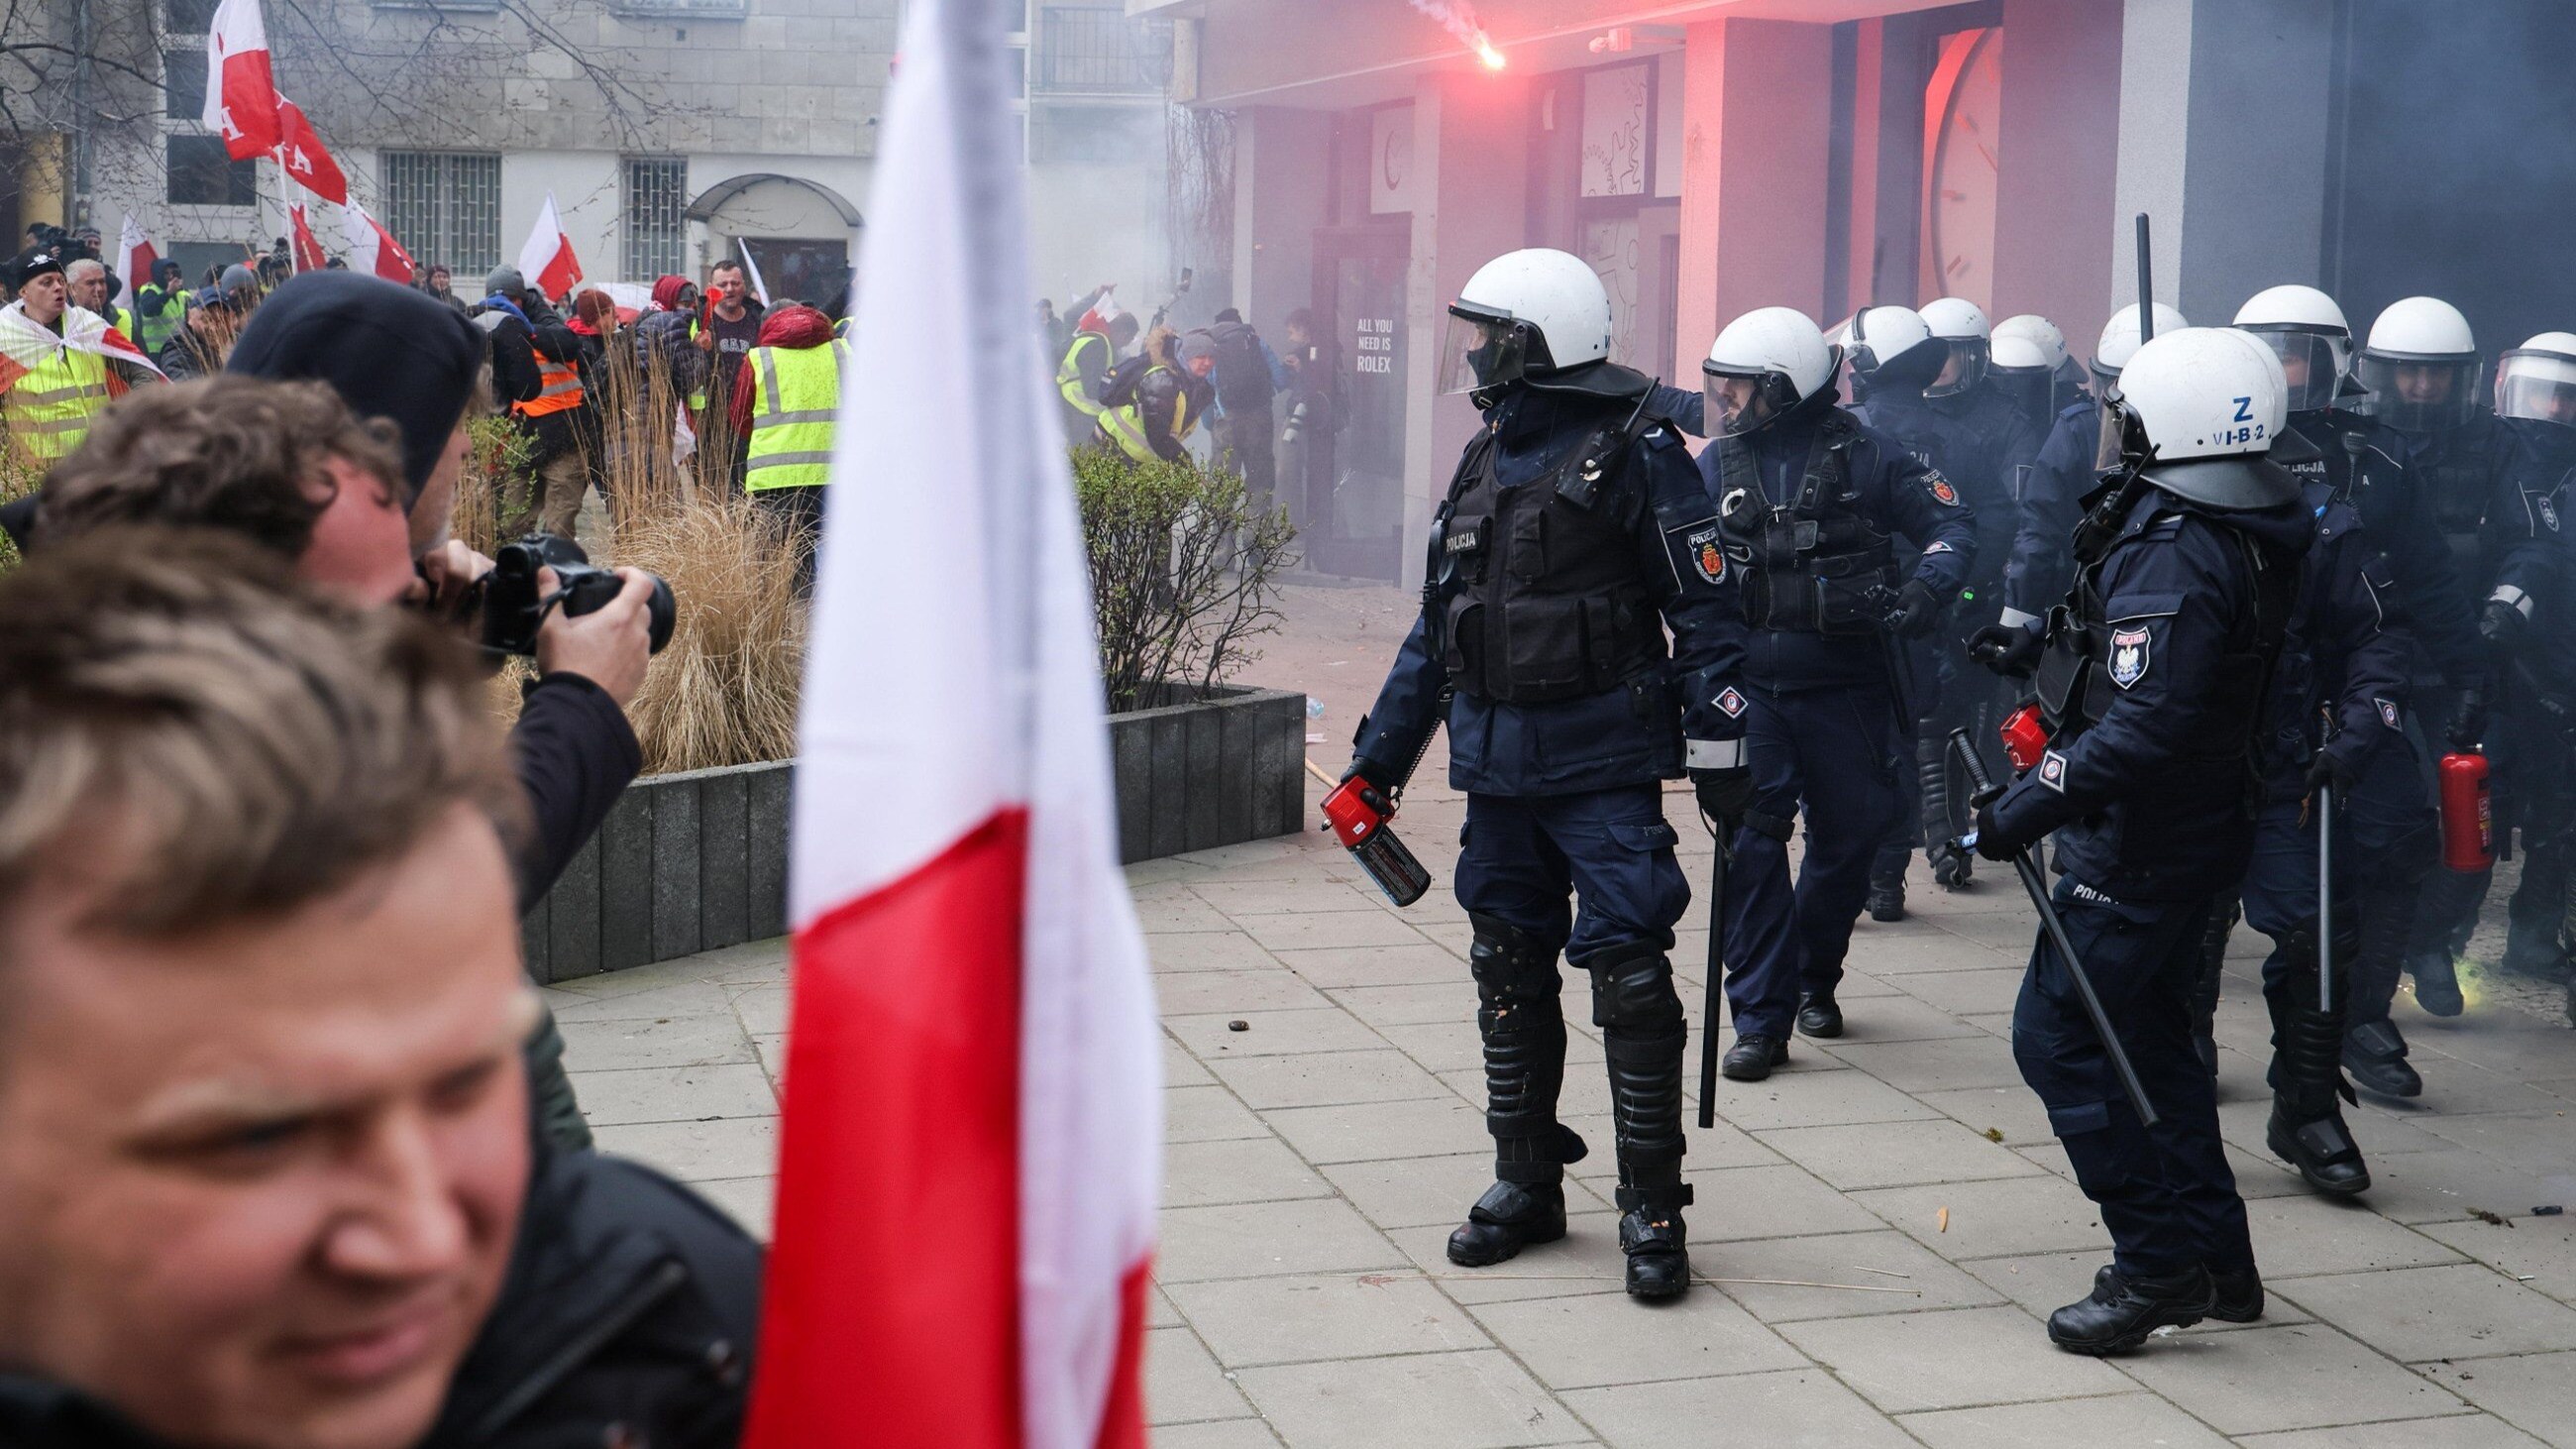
[2108,626,2150,689]
[1685,524,1727,584]
[1927,472,1961,506]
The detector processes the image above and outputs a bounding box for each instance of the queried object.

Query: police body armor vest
[2416,434,2495,586]
[1434,412,1665,706]
[1711,414,1893,635]
[2032,496,2295,764]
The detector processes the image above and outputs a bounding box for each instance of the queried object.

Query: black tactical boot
[1929,840,1975,890]
[2503,844,2573,979]
[1617,1188,1693,1300]
[2048,1265,2214,1355]
[1721,1033,1787,1081]
[2342,1018,2422,1098]
[1795,992,1844,1039]
[1451,917,1586,1268]
[1448,1180,1569,1267]
[2265,939,2371,1196]
[2207,1264,2266,1323]
[1866,874,1907,922]
[2408,948,2465,1017]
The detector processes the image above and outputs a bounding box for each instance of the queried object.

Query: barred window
[164,49,205,119]
[624,158,690,281]
[383,152,501,277]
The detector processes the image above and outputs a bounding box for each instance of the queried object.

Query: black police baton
[1696,818,1730,1130]
[1949,728,2159,1128]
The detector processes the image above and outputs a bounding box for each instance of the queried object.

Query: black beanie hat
[226,272,485,505]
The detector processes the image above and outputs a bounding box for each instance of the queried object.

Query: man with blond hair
[0,531,756,1446]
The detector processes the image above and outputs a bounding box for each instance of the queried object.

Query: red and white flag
[273,97,348,205]
[116,215,158,304]
[741,0,1158,1443]
[341,200,417,284]
[515,192,583,303]
[202,0,281,161]
[0,301,165,394]
[287,202,327,273]
[736,240,773,309]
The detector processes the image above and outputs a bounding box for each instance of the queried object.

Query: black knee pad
[1580,940,1684,1036]
[1468,913,1564,1008]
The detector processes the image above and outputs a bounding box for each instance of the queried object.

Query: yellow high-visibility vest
[745,340,848,492]
[1057,330,1111,419]
[0,340,110,464]
[136,288,189,355]
[1097,363,1191,464]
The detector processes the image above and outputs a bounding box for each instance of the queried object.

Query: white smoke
[1406,0,1505,68]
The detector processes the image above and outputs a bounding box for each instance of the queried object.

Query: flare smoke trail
[1406,0,1506,69]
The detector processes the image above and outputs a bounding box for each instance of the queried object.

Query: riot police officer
[1971,327,2311,1354]
[1993,312,2090,429]
[2001,303,2188,635]
[1344,249,1748,1301]
[1700,306,1976,1065]
[2370,304,2573,1027]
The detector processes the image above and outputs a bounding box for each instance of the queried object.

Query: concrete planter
[523,685,1307,981]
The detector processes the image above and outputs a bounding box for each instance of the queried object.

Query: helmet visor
[2094,392,2143,474]
[2243,327,2350,413]
[2497,350,2576,429]
[1989,364,2054,426]
[2356,352,2480,433]
[1702,360,1782,436]
[1440,306,1523,395]
[1924,338,1988,398]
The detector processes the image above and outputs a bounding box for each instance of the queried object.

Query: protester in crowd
[0,529,759,1448]
[1276,306,1340,534]
[640,274,710,421]
[1093,323,1214,465]
[1054,282,1139,445]
[131,260,192,362]
[567,287,626,522]
[0,251,159,471]
[729,301,844,591]
[63,259,135,341]
[1206,306,1281,507]
[420,263,471,315]
[698,260,766,487]
[477,265,590,538]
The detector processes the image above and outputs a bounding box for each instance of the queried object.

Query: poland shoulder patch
[2107,626,2150,689]
[1716,687,1749,719]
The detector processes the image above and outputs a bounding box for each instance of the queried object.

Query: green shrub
[1072,445,1297,715]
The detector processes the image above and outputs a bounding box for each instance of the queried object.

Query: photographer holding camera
[34,274,668,1153]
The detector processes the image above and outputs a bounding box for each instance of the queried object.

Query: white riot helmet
[2232,283,2353,414]
[2495,332,2576,431]
[1439,248,1613,395]
[2095,327,2296,509]
[2358,296,2482,435]
[1988,333,2058,427]
[1844,304,1943,393]
[2091,302,2191,390]
[1919,296,1991,397]
[1704,306,1837,436]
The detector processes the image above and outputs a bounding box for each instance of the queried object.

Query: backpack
[1210,324,1275,409]
[1099,353,1152,409]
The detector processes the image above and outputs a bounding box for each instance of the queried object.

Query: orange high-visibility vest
[513,353,586,418]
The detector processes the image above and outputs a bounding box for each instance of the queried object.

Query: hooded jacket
[227,272,487,504]
[728,304,838,440]
[636,276,708,407]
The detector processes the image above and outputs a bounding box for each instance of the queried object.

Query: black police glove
[2446,681,2490,751]
[2304,744,2360,796]
[1969,620,2045,679]
[1690,766,1755,829]
[1970,796,2021,862]
[1883,580,1942,640]
[2481,598,2528,651]
[1342,757,1393,792]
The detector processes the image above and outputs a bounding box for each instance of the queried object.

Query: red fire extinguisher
[2439,749,2495,873]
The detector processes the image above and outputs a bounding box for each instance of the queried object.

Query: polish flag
[515,192,583,303]
[740,0,1158,1443]
[116,215,159,304]
[288,202,327,273]
[202,0,281,161]
[736,240,773,308]
[273,98,348,205]
[341,200,417,284]
[1,301,164,396]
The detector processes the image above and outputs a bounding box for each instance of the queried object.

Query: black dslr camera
[477,534,677,659]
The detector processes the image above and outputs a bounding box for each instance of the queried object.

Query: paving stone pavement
[554,768,2576,1447]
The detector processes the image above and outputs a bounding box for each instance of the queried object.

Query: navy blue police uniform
[2004,399,2100,627]
[2406,413,2576,987]
[1700,384,1976,1047]
[1977,475,2311,1296]
[2217,472,2411,1192]
[1350,363,1747,1268]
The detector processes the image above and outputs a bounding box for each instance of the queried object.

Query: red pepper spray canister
[2439,749,2495,873]
[1998,702,2051,775]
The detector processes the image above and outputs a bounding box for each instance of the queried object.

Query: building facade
[13,0,1177,313]
[1154,0,2576,583]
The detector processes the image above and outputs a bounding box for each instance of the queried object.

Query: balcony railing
[1031,7,1171,97]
